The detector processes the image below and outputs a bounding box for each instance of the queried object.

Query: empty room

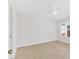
[8,0,70,59]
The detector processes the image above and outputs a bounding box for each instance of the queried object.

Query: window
[67,25,70,37]
[61,24,70,38]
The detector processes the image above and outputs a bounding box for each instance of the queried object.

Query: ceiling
[13,0,70,20]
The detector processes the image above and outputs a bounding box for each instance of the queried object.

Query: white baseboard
[16,40,57,48]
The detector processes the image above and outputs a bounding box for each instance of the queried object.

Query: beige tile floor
[15,41,70,59]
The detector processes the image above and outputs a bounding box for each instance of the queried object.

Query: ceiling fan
[43,7,58,16]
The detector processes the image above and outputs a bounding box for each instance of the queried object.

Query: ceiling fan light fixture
[49,7,58,16]
[53,10,57,15]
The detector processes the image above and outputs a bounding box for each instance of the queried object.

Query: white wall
[56,17,70,43]
[12,10,69,58]
[15,11,58,48]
